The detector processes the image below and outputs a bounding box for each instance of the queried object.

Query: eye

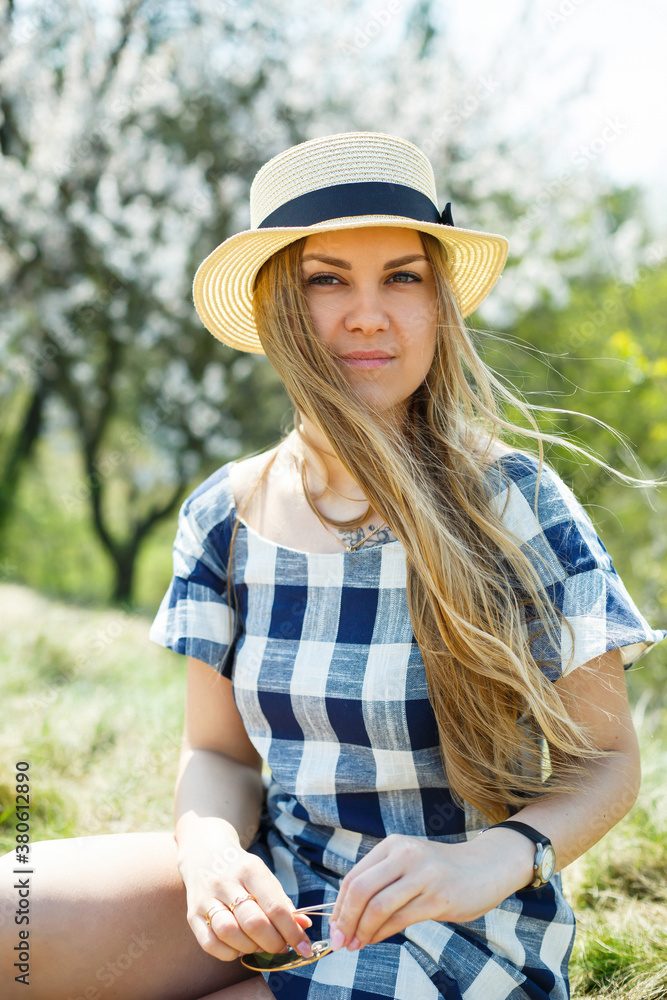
[387,271,422,283]
[305,273,343,285]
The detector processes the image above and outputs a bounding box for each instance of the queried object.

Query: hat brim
[193,216,509,354]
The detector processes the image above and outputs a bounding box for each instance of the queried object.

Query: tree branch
[95,0,144,102]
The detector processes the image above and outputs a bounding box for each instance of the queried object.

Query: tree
[0,0,641,602]
[0,0,303,600]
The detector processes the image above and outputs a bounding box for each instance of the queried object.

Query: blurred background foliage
[0,0,665,663]
[1,3,666,994]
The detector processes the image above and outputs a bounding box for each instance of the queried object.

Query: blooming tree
[0,0,633,601]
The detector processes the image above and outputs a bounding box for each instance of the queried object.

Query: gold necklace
[291,448,388,552]
[309,500,388,553]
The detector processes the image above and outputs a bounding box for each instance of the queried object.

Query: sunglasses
[240,901,337,972]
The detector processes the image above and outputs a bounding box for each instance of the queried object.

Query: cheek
[303,299,336,345]
[407,325,437,375]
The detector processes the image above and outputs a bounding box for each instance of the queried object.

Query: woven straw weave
[193,132,509,353]
[250,132,438,228]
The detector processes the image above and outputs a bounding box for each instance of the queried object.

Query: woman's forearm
[475,745,641,900]
[507,745,641,873]
[171,740,314,962]
[174,746,264,880]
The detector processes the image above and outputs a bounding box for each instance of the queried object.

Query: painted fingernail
[330,928,346,951]
[296,940,312,957]
[348,936,361,951]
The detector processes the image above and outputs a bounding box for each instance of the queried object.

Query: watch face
[538,845,557,883]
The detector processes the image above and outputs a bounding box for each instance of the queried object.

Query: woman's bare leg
[199,979,274,999]
[0,832,262,1000]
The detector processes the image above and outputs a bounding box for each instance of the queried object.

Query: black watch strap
[491,820,552,847]
[485,820,556,889]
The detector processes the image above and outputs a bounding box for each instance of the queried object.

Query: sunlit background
[1,5,666,992]
[2,0,666,626]
[2,0,666,629]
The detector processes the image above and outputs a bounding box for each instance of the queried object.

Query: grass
[0,584,184,843]
[1,583,666,997]
[563,721,667,999]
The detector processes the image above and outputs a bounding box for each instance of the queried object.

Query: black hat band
[258,181,454,229]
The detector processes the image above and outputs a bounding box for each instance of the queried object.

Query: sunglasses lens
[241,939,332,972]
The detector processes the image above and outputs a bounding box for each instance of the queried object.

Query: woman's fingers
[333,878,421,949]
[186,848,317,962]
[206,906,265,956]
[238,879,314,956]
[349,880,425,946]
[331,839,392,924]
[203,888,314,958]
[331,836,438,948]
[365,896,434,946]
[332,857,411,944]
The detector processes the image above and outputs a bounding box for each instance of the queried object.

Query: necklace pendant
[346,545,353,553]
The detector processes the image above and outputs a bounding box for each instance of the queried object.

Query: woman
[1,131,664,1000]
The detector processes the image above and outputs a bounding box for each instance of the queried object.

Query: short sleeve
[490,452,667,678]
[149,465,238,677]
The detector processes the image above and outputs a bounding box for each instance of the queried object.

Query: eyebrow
[300,253,430,270]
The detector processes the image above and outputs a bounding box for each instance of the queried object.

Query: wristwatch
[480,820,556,889]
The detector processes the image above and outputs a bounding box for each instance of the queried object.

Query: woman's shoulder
[227,445,281,515]
[484,447,599,561]
[181,461,236,521]
[482,442,565,494]
[180,446,278,521]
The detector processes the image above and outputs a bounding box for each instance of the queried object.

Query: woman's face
[300,227,438,414]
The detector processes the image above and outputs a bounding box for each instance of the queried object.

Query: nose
[343,284,390,336]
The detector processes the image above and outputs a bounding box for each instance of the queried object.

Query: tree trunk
[105,481,186,605]
[0,381,48,537]
[111,544,138,606]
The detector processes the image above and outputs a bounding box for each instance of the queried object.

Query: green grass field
[1,584,665,998]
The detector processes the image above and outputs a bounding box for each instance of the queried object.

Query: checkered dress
[150,452,665,1000]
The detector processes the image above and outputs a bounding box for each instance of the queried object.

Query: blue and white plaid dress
[150,451,665,1000]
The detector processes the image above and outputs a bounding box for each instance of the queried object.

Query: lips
[338,351,394,369]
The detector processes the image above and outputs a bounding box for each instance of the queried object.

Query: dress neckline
[227,460,401,558]
[226,449,515,558]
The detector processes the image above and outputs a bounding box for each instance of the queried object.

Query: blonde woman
[1,132,664,1000]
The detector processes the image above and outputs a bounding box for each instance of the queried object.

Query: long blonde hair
[252,231,602,822]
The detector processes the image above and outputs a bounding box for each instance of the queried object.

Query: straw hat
[193,131,509,354]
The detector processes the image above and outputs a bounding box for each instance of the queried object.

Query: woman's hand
[329,830,534,951]
[180,840,314,962]
[175,659,314,963]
